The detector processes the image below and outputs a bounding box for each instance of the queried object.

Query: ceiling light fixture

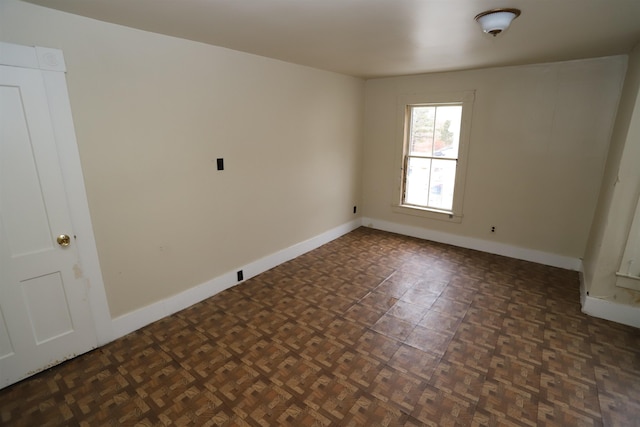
[474,8,521,37]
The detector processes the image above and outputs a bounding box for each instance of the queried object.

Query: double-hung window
[396,92,474,222]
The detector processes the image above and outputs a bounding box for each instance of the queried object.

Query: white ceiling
[23,0,640,79]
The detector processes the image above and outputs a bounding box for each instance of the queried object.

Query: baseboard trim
[579,273,640,328]
[580,294,640,329]
[111,219,362,339]
[361,217,581,271]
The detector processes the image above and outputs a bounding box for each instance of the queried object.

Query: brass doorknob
[57,234,71,247]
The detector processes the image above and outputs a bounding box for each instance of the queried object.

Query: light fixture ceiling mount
[474,8,521,37]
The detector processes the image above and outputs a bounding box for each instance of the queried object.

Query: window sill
[392,204,463,223]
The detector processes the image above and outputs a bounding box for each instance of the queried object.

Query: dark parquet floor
[1,227,639,426]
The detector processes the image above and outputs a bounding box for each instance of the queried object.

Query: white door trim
[1,42,113,345]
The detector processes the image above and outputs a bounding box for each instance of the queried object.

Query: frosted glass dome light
[474,8,521,37]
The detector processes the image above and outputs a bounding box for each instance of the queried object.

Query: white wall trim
[112,219,362,338]
[581,294,640,329]
[362,217,582,271]
[579,269,640,328]
[0,41,40,69]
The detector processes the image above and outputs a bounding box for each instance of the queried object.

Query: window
[395,92,474,221]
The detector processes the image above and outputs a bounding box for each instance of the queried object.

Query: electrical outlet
[353,206,357,214]
[237,270,243,281]
[491,226,496,233]
[217,158,224,170]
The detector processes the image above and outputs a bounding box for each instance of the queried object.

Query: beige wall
[363,57,626,259]
[1,0,364,317]
[583,43,640,306]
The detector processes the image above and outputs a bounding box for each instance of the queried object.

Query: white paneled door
[0,53,101,388]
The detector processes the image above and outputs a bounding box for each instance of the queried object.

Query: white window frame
[393,91,475,223]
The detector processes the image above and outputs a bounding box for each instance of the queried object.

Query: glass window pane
[404,157,431,206]
[409,106,435,156]
[433,105,462,159]
[428,159,457,210]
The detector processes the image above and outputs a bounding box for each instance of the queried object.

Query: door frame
[1,42,113,345]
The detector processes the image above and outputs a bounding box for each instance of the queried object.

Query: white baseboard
[580,295,640,329]
[361,217,582,271]
[579,273,640,328]
[112,219,362,339]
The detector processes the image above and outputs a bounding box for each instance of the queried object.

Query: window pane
[409,106,435,156]
[433,106,462,159]
[428,159,457,210]
[399,94,473,217]
[405,157,431,206]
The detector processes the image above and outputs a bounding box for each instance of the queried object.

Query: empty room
[1,0,639,425]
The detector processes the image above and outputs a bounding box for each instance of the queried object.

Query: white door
[0,63,98,388]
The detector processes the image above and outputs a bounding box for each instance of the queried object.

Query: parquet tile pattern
[1,227,639,426]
